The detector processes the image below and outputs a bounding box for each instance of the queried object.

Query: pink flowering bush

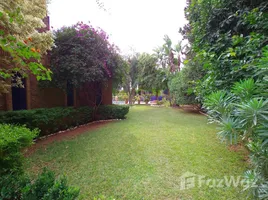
[43,22,122,90]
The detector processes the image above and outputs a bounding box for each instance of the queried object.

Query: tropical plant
[203,78,268,199]
[121,54,140,105]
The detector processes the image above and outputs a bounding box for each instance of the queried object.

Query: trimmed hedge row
[97,105,129,120]
[0,105,129,137]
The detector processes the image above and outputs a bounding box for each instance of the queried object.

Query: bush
[0,123,79,199]
[0,124,38,174]
[0,169,80,200]
[203,78,268,198]
[0,105,129,137]
[116,91,128,101]
[157,98,170,107]
[0,107,93,137]
[97,105,129,120]
[0,171,29,199]
[169,62,205,105]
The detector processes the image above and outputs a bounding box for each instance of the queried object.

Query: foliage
[181,0,268,198]
[116,91,128,101]
[152,36,183,105]
[144,94,151,103]
[0,168,80,200]
[203,78,268,199]
[154,35,182,73]
[0,105,129,137]
[97,105,129,120]
[121,54,139,105]
[0,124,38,174]
[44,22,122,91]
[134,95,141,102]
[0,107,93,137]
[0,123,79,199]
[0,0,54,93]
[137,53,164,92]
[169,63,204,105]
[181,0,268,98]
[156,98,170,107]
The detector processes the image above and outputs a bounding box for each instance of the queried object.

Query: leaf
[230,52,236,57]
[183,59,189,64]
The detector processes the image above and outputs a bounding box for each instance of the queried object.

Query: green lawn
[26,106,249,200]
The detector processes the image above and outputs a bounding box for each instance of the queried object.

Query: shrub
[97,105,129,120]
[23,168,80,200]
[0,123,79,200]
[0,105,129,137]
[0,171,29,199]
[144,94,151,103]
[203,79,268,199]
[0,169,80,200]
[0,124,38,174]
[0,107,93,137]
[116,91,128,101]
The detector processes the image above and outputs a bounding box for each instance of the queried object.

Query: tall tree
[122,54,140,105]
[153,36,183,104]
[137,53,163,94]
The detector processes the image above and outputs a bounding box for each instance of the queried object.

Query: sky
[48,0,187,54]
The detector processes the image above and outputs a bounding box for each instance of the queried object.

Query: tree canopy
[0,0,54,93]
[45,22,123,90]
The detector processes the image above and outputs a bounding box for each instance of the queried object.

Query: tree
[44,22,125,118]
[169,61,205,106]
[181,0,268,198]
[153,36,183,105]
[122,54,139,105]
[47,22,119,89]
[137,53,163,92]
[0,0,54,93]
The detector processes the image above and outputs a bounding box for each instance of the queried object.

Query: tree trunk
[155,90,159,102]
[167,88,172,107]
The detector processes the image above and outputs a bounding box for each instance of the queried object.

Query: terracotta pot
[125,99,128,104]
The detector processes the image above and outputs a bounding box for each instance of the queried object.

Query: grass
[26,106,249,200]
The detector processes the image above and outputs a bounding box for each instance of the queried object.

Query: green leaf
[183,59,189,64]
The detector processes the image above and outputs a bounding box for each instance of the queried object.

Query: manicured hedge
[0,105,129,137]
[0,107,93,137]
[97,105,130,120]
